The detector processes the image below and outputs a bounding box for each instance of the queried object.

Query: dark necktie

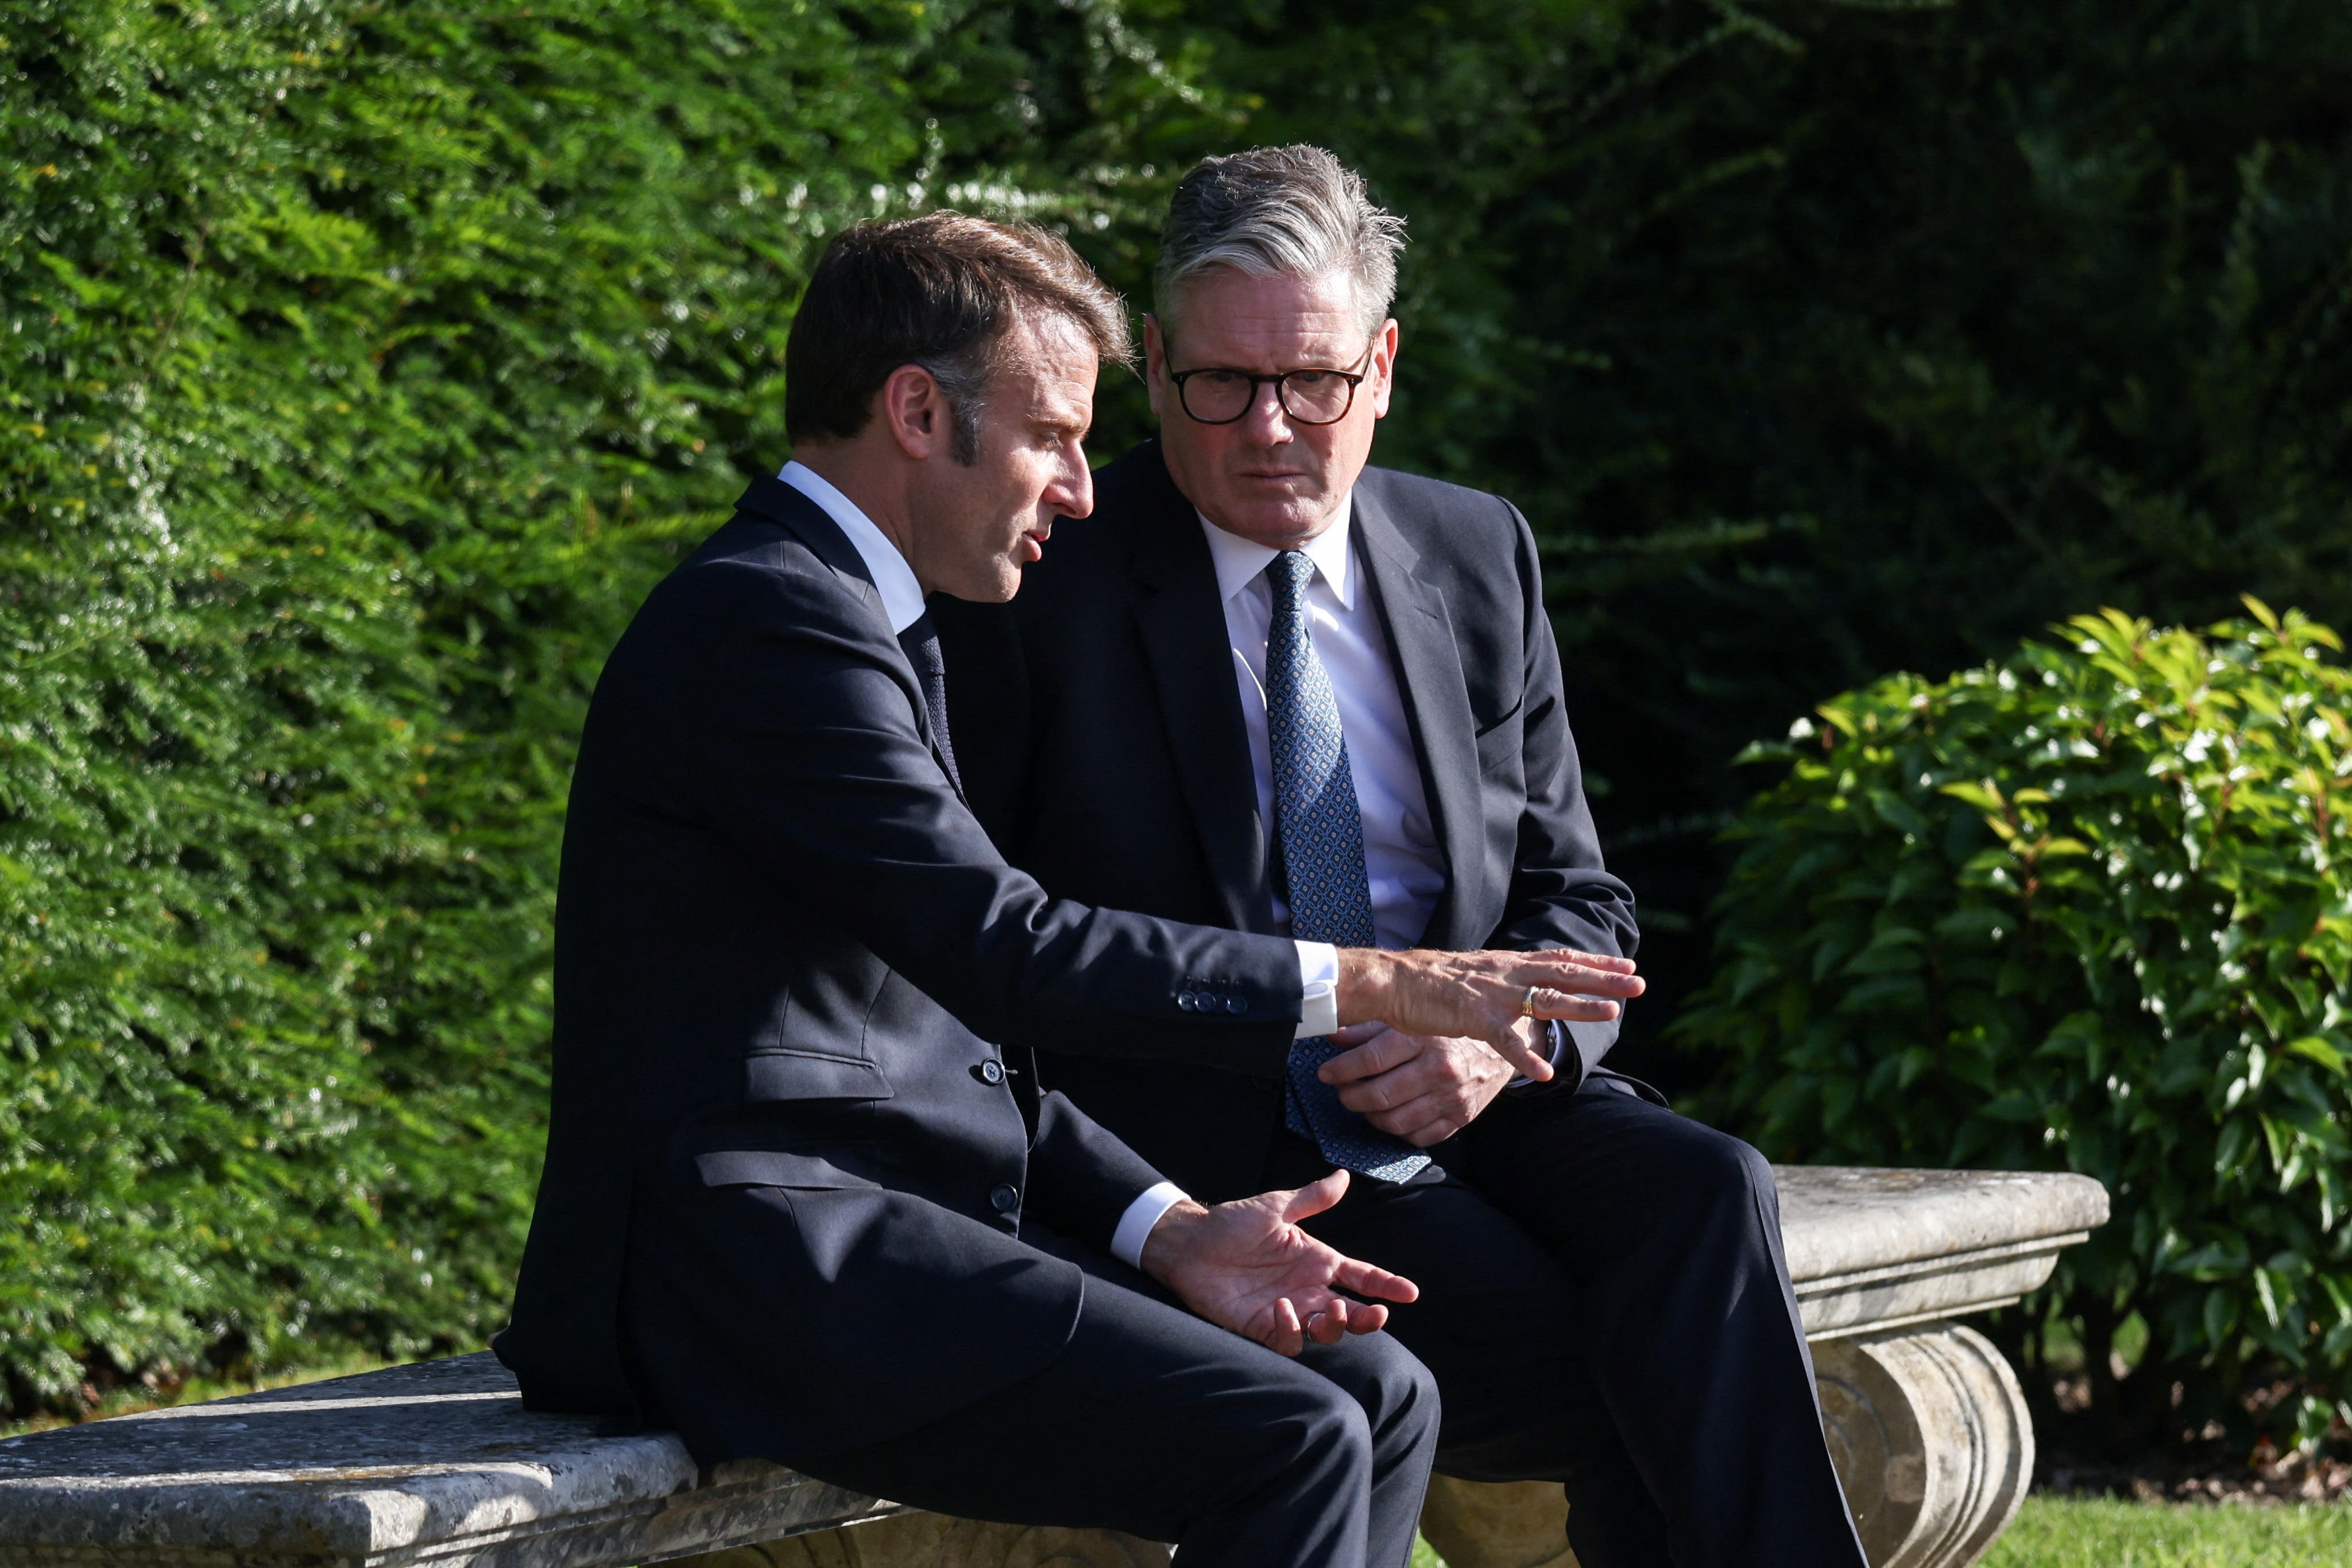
[1264,551,1430,1183]
[897,611,964,797]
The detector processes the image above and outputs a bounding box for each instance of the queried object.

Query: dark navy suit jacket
[938,440,1639,1201]
[497,477,1305,1455]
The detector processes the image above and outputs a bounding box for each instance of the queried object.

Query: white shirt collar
[1197,493,1356,611]
[779,460,929,634]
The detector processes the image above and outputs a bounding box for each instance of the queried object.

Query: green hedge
[1680,603,2352,1450]
[0,0,1210,1412]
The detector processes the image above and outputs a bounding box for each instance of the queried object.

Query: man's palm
[1144,1172,1417,1356]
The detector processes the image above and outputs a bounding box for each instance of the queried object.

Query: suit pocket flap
[694,1148,880,1190]
[744,1049,895,1102]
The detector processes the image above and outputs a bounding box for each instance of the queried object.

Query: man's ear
[879,363,949,460]
[1142,315,1170,421]
[1367,318,1400,421]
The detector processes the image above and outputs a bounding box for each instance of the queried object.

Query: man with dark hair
[939,154,1870,1566]
[495,210,1647,1568]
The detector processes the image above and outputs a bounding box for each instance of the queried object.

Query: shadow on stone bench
[0,1166,2105,1568]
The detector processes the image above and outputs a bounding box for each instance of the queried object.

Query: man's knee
[1657,1119,1777,1221]
[1250,1365,1379,1485]
[1337,1329,1438,1420]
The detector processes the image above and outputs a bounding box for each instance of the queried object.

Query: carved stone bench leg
[1414,1322,2034,1568]
[1813,1324,2032,1568]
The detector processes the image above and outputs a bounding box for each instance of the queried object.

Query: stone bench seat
[0,1166,2107,1568]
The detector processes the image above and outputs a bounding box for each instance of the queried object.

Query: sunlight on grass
[1980,1496,2352,1567]
[1414,1497,2352,1567]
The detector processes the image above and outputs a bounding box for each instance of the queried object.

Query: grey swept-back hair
[1154,145,1407,343]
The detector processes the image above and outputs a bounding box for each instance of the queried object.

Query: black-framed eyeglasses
[1166,345,1374,427]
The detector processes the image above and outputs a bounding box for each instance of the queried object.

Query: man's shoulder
[619,494,894,673]
[1355,463,1525,545]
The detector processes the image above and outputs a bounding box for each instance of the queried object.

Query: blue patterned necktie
[1264,550,1430,1183]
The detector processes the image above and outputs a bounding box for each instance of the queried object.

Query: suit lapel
[1352,485,1486,950]
[1128,461,1278,935]
[732,477,962,796]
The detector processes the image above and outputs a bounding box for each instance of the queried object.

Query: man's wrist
[1134,1194,1212,1279]
[1334,947,1401,1029]
[1113,1181,1192,1270]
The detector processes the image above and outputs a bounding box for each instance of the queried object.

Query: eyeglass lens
[1179,368,1357,425]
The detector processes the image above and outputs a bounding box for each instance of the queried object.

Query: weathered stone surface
[1416,1476,1576,1568]
[1780,1167,2108,1338]
[0,1163,2106,1568]
[0,1355,891,1567]
[1815,1325,2032,1568]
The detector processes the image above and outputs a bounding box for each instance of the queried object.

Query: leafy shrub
[1680,602,2352,1450]
[0,0,1211,1413]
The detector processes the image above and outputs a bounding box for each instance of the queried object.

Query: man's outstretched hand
[1139,1171,1417,1357]
[1337,944,1641,1079]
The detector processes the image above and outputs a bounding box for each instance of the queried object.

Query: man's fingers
[1278,1168,1351,1224]
[1264,1297,1305,1357]
[1513,956,1646,1000]
[1335,1061,1436,1114]
[1328,1021,1388,1048]
[1486,1024,1554,1081]
[1332,1255,1419,1304]
[1526,947,1638,974]
[1318,1031,1414,1085]
[1359,1087,1452,1136]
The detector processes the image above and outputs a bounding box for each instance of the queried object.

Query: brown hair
[784,211,1132,463]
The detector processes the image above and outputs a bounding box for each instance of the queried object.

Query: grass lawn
[1982,1495,2352,1567]
[1413,1496,2352,1567]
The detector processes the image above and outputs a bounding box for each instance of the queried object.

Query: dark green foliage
[0,0,1205,1412]
[1679,603,2352,1449]
[1155,0,2352,1086]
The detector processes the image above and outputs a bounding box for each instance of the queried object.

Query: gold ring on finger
[1521,985,1541,1017]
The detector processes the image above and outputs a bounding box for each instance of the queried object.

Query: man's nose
[1237,380,1294,444]
[1052,446,1094,519]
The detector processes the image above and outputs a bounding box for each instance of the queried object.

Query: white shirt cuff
[1294,940,1340,1039]
[1509,1019,1572,1089]
[1111,1180,1191,1269]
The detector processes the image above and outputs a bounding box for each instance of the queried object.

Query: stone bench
[0,1166,2106,1568]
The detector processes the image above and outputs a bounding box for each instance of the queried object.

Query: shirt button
[989,1183,1020,1213]
[979,1059,1005,1085]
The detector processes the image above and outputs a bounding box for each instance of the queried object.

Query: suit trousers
[621,1184,1440,1568]
[1263,1081,1870,1568]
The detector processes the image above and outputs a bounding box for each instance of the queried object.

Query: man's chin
[1204,494,1336,548]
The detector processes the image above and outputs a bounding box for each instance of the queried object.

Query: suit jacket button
[1177,992,1198,1011]
[979,1059,1005,1085]
[1250,1076,1279,1093]
[989,1183,1020,1213]
[1223,996,1247,1014]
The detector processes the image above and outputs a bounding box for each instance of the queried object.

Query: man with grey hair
[939,148,1871,1566]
